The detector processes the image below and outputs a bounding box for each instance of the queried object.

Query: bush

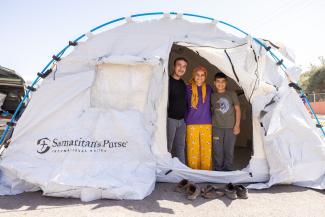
[300,57,325,93]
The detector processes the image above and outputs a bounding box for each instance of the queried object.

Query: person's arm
[210,93,214,112]
[184,85,189,119]
[210,87,214,114]
[233,92,241,135]
[233,105,241,135]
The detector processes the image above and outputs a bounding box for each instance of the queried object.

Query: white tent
[0,12,324,201]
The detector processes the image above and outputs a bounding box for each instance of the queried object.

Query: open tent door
[173,41,270,173]
[0,55,164,201]
[157,42,258,184]
[168,44,253,170]
[171,41,325,189]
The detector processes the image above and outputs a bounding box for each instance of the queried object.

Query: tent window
[90,63,153,112]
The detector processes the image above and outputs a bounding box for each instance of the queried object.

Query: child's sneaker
[224,183,237,200]
[175,179,190,193]
[235,184,248,199]
[201,184,225,199]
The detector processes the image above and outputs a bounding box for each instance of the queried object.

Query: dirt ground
[0,183,324,217]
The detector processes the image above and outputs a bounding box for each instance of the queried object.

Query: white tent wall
[9,71,95,141]
[0,59,163,200]
[253,84,325,189]
[0,17,324,201]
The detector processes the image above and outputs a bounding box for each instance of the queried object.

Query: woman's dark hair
[173,57,188,66]
[214,72,227,80]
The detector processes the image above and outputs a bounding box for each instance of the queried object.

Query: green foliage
[299,57,325,93]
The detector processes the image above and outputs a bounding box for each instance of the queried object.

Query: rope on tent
[224,49,239,83]
[0,11,324,149]
[248,46,260,103]
[37,69,52,78]
[252,47,258,62]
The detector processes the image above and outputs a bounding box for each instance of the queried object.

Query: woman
[185,66,213,170]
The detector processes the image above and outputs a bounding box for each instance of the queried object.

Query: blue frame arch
[1,11,323,145]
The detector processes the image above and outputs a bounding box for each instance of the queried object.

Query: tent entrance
[168,43,253,171]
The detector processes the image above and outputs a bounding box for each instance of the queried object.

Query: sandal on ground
[175,179,190,193]
[201,184,225,199]
[235,184,248,199]
[186,183,201,200]
[225,183,237,200]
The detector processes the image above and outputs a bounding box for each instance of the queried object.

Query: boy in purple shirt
[185,66,213,170]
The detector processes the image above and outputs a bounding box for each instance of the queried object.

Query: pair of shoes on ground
[175,179,248,200]
[201,183,248,200]
[224,183,248,200]
[201,184,225,199]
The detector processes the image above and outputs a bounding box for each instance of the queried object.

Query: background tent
[0,66,25,115]
[0,12,324,201]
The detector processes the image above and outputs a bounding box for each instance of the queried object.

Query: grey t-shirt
[211,90,239,128]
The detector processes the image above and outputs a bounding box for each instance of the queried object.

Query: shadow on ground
[0,183,323,215]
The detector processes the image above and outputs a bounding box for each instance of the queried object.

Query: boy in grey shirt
[211,72,241,171]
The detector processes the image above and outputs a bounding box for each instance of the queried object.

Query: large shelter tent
[0,12,324,202]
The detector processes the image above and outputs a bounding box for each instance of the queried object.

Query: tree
[300,57,325,93]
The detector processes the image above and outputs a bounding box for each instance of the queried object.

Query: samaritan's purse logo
[36,137,128,154]
[37,137,51,154]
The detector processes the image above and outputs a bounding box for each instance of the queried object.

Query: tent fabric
[0,17,324,201]
[0,93,6,107]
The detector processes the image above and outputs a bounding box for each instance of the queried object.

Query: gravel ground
[0,183,324,217]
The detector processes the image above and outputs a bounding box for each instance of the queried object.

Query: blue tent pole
[0,11,323,146]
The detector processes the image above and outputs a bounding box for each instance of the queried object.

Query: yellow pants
[186,124,212,170]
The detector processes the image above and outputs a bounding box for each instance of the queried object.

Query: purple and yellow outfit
[185,84,213,170]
